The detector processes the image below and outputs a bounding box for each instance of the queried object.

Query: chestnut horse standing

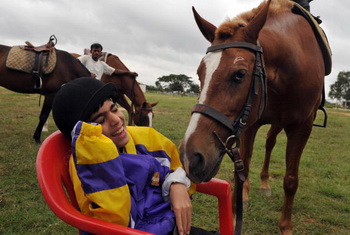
[0,42,90,143]
[71,53,157,127]
[180,0,329,234]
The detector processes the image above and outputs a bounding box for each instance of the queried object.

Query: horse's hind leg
[260,125,283,196]
[279,121,313,234]
[33,95,53,144]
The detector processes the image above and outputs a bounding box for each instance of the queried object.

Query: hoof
[259,188,272,196]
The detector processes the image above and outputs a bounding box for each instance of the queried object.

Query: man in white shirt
[78,43,137,80]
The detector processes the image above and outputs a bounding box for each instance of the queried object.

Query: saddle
[6,35,57,89]
[24,39,55,52]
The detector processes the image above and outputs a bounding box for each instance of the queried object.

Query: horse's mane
[216,0,293,38]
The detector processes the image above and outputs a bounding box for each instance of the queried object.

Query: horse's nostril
[190,152,205,173]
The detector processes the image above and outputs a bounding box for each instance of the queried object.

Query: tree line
[146,74,199,94]
[145,72,350,108]
[329,71,350,108]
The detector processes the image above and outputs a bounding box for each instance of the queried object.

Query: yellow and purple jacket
[70,121,194,234]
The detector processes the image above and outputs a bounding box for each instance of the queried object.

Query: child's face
[88,100,129,148]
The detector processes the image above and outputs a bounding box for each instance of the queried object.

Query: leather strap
[207,42,263,54]
[192,104,235,132]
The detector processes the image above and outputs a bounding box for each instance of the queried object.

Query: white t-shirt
[78,55,115,80]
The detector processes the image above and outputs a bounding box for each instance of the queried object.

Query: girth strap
[33,52,45,89]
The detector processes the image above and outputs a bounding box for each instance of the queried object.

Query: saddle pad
[6,46,57,74]
[292,3,332,76]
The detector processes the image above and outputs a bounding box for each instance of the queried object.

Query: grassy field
[0,88,349,234]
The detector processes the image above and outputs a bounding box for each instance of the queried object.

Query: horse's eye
[231,69,247,83]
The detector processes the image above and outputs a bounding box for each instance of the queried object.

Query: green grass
[1,88,349,234]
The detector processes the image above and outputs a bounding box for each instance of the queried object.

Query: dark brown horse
[72,52,158,127]
[179,0,328,234]
[0,42,90,143]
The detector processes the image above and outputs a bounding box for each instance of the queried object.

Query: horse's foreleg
[260,125,283,196]
[33,95,53,144]
[279,121,312,235]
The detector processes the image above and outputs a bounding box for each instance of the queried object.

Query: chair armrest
[196,178,233,235]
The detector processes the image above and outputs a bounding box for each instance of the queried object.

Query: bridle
[193,42,267,149]
[191,41,267,235]
[135,105,153,126]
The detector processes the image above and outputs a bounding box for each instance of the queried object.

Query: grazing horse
[102,54,158,127]
[72,53,157,126]
[0,40,90,143]
[179,0,329,234]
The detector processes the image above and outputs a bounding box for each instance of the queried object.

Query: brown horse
[71,53,158,127]
[179,0,328,234]
[0,42,90,143]
[103,54,158,127]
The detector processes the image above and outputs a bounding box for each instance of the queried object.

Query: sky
[1,0,349,100]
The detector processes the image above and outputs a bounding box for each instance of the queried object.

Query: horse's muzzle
[180,145,222,184]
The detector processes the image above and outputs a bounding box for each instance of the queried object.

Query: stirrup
[313,106,327,128]
[34,77,42,90]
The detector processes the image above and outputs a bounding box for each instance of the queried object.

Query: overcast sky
[1,0,348,100]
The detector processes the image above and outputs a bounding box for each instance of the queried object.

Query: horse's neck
[127,81,147,107]
[56,50,91,80]
[107,55,129,71]
[106,55,147,107]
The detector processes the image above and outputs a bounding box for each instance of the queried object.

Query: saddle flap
[292,3,332,76]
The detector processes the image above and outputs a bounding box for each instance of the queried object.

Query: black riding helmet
[52,77,117,139]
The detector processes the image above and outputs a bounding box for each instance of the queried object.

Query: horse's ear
[151,101,159,107]
[192,6,217,43]
[244,0,271,43]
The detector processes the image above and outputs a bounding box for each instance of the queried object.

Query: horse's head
[134,101,158,127]
[180,1,271,183]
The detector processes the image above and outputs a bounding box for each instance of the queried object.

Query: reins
[192,41,267,235]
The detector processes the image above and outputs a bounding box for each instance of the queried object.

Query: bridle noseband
[191,41,267,235]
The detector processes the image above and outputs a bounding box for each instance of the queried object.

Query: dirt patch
[328,110,350,117]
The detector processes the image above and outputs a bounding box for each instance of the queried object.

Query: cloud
[1,0,348,100]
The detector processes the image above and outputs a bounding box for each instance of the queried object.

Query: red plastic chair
[36,131,233,235]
